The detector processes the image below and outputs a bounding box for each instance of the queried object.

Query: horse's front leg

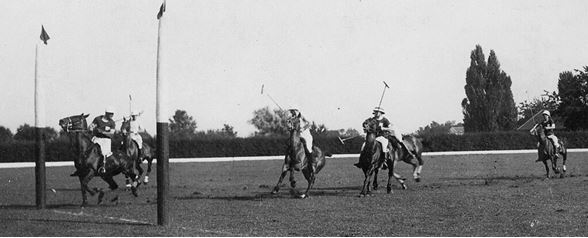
[390,158,407,191]
[271,162,289,195]
[79,172,95,207]
[543,160,550,179]
[552,155,560,174]
[360,166,376,197]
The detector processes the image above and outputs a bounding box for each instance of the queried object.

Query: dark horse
[531,124,567,179]
[120,118,156,184]
[271,118,328,198]
[59,114,141,206]
[373,135,424,192]
[356,118,397,197]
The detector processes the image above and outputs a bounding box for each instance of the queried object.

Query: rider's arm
[301,117,311,130]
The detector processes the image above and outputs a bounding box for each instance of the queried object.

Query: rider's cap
[105,106,115,114]
[542,110,551,116]
[373,107,385,114]
[131,110,140,116]
[288,105,299,111]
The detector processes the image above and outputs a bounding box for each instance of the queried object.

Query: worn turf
[1,153,587,236]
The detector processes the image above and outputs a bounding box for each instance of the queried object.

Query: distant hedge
[1,131,588,163]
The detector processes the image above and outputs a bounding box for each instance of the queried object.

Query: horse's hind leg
[373,168,379,190]
[301,160,318,199]
[415,155,424,182]
[144,157,153,184]
[100,176,120,203]
[271,163,289,194]
[542,160,550,179]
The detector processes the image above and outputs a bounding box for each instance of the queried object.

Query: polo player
[532,110,560,162]
[288,106,313,158]
[354,107,392,168]
[123,110,144,158]
[89,107,116,174]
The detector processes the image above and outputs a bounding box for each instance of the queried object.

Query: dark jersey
[541,119,555,136]
[92,115,116,138]
[363,116,391,137]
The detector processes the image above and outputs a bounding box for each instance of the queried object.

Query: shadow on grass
[0,217,151,226]
[175,186,363,201]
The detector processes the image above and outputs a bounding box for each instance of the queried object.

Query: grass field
[1,152,588,236]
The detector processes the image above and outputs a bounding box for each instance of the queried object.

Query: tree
[169,110,198,139]
[462,45,518,132]
[249,107,289,136]
[341,128,361,137]
[555,67,588,130]
[0,126,13,143]
[517,92,559,127]
[13,124,58,141]
[198,124,238,139]
[416,121,458,137]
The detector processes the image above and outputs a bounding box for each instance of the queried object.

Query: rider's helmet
[373,107,385,114]
[131,110,141,116]
[542,110,551,117]
[105,106,115,114]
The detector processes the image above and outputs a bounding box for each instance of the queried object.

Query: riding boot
[98,156,106,174]
[382,153,390,170]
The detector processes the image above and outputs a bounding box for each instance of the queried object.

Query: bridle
[61,116,88,133]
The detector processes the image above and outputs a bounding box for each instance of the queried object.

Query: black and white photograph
[1,0,588,236]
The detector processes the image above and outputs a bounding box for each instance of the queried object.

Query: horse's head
[287,117,301,133]
[362,118,378,135]
[59,114,89,132]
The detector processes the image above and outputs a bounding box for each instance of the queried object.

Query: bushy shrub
[2,131,588,162]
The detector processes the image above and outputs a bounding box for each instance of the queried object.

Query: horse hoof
[401,184,407,190]
[415,177,421,183]
[299,194,308,199]
[144,177,149,184]
[131,187,138,197]
[560,173,565,179]
[271,188,279,195]
[359,194,366,198]
[387,187,392,194]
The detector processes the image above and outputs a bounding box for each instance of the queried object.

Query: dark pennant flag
[157,1,166,20]
[40,25,50,45]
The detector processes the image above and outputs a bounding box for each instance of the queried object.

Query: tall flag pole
[155,0,170,227]
[35,25,50,209]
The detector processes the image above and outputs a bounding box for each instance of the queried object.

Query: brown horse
[373,135,424,193]
[120,118,156,184]
[271,118,328,198]
[531,124,567,179]
[59,114,141,206]
[356,118,397,197]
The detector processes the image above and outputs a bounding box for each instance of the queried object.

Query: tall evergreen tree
[462,45,517,132]
[556,67,588,130]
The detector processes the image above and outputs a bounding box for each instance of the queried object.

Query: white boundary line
[2,148,588,169]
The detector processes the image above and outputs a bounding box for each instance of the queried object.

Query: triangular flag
[157,1,166,20]
[40,25,50,45]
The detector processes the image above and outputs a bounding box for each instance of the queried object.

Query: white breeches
[361,136,390,153]
[130,133,143,149]
[548,135,560,148]
[300,129,313,152]
[92,137,112,157]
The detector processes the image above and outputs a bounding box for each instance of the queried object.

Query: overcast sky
[2,0,588,137]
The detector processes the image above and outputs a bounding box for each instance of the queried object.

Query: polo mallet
[338,135,361,144]
[261,84,284,111]
[377,81,390,108]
